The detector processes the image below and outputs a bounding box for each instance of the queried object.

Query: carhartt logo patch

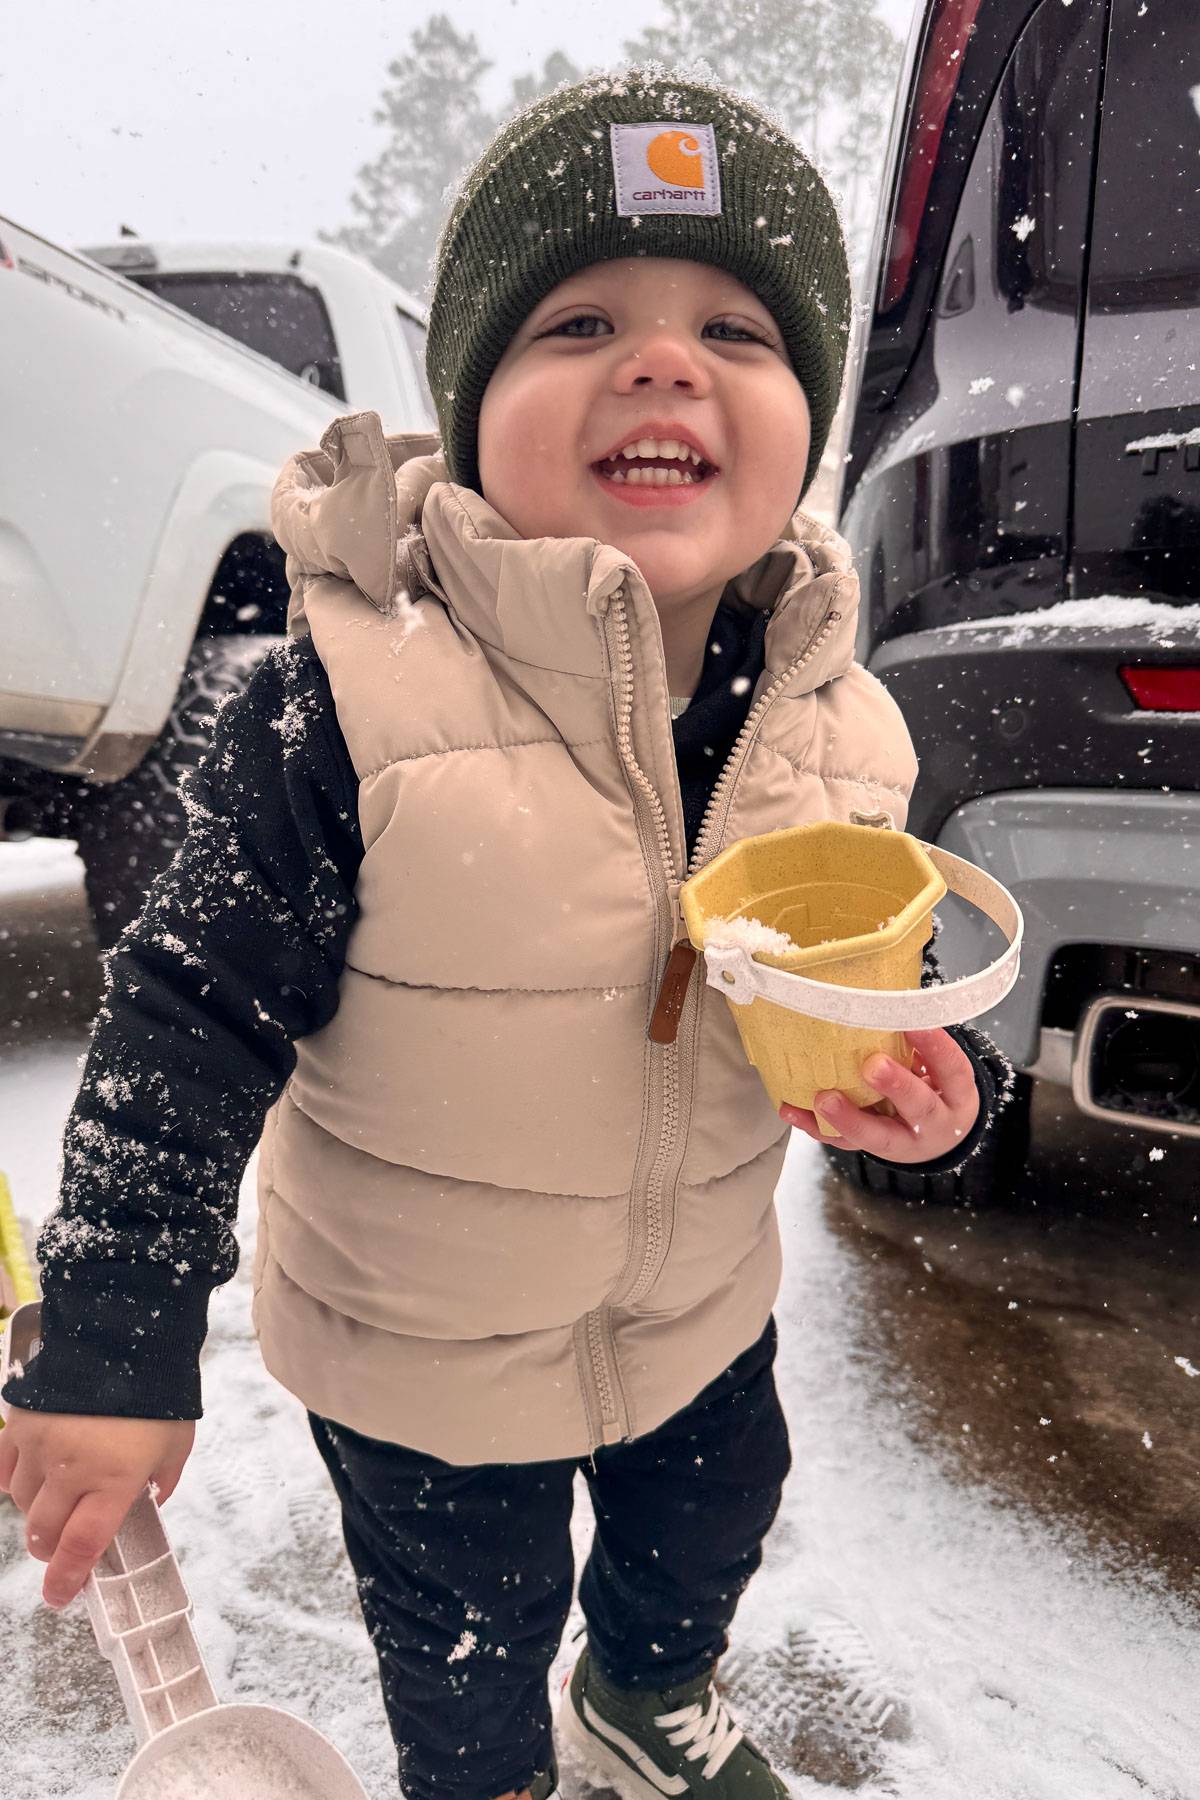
[610,122,722,217]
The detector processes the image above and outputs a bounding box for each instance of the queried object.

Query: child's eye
[542,314,612,338]
[539,314,772,345]
[706,317,772,345]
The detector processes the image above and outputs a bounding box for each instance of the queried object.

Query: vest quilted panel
[349,745,655,992]
[259,1091,633,1334]
[289,973,649,1195]
[627,1137,789,1318]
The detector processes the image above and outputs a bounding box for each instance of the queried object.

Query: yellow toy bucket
[0,1171,39,1443]
[680,821,947,1127]
[681,822,1024,1130]
[0,1171,37,1321]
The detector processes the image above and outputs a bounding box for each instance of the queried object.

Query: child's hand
[0,1406,195,1609]
[779,1028,980,1164]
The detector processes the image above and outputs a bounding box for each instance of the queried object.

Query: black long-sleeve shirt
[3,611,1005,1420]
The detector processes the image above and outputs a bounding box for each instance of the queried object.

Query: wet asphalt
[823,1086,1200,1602]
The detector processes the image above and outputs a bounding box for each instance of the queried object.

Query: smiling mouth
[590,451,719,489]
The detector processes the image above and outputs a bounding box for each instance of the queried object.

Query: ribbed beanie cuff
[426,66,852,500]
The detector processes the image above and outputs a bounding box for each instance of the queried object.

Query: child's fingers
[24,1477,81,1565]
[808,1091,914,1161]
[150,1445,190,1507]
[861,1050,946,1133]
[0,1432,16,1494]
[778,1103,846,1145]
[901,1029,978,1113]
[42,1488,132,1610]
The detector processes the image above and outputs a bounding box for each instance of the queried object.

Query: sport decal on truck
[0,240,127,321]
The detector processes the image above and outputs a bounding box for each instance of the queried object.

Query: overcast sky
[2,0,917,251]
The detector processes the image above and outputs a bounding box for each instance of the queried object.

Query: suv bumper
[929,788,1200,1076]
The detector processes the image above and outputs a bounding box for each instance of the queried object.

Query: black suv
[835,0,1199,1200]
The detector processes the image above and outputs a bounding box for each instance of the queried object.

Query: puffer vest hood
[252,410,918,1463]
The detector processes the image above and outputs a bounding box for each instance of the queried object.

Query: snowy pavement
[2,840,1198,1799]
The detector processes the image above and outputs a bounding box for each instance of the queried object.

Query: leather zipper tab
[649,940,698,1045]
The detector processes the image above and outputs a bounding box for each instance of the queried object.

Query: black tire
[822,1071,1035,1205]
[71,634,285,952]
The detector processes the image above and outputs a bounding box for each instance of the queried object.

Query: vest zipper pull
[649,940,698,1045]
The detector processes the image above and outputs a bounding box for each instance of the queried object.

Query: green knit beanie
[426,67,851,501]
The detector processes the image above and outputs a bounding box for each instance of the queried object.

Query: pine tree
[833,8,896,270]
[319,15,495,299]
[507,49,582,115]
[321,25,580,302]
[620,0,899,274]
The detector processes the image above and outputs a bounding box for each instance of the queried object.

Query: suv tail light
[1120,666,1200,712]
[882,0,984,311]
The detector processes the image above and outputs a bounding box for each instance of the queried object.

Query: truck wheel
[71,634,285,952]
[822,1071,1035,1205]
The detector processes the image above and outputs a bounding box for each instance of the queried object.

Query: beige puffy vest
[252,412,918,1464]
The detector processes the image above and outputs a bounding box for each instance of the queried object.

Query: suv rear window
[135,271,347,401]
[1087,8,1199,307]
[1078,6,1200,420]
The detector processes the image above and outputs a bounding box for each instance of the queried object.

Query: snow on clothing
[2,410,1001,1438]
[309,1318,790,1800]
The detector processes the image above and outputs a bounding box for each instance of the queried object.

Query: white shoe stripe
[581,1694,691,1796]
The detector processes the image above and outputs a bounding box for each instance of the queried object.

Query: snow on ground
[1,845,1197,1798]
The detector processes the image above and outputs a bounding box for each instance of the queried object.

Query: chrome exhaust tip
[1073,994,1200,1141]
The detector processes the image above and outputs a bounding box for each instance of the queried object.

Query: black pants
[308,1318,791,1800]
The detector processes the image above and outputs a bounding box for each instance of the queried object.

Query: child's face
[476,258,811,616]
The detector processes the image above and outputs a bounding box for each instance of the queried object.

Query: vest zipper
[585,585,844,1441]
[687,604,844,876]
[607,585,689,1329]
[627,603,844,1302]
[646,602,844,1045]
[586,1308,617,1434]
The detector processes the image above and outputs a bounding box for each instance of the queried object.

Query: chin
[627,547,722,593]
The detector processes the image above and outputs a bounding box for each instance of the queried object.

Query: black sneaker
[555,1646,787,1800]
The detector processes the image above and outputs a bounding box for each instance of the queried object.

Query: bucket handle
[701,843,1023,1029]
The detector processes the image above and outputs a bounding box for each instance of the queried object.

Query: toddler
[2,69,1003,1800]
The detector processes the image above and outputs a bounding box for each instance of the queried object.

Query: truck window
[134,271,347,401]
[395,308,436,427]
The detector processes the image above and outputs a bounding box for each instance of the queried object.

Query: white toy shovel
[1,1300,370,1798]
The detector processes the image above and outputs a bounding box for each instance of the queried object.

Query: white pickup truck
[0,218,433,947]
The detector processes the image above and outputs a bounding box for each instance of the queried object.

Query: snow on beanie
[426,67,852,501]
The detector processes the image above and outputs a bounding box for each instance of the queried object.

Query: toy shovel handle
[0,1301,218,1745]
[701,843,1024,1029]
[83,1482,219,1746]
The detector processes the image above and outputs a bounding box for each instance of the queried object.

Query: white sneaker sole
[554,1679,689,1800]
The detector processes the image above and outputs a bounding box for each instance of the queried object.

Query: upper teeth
[616,439,704,465]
